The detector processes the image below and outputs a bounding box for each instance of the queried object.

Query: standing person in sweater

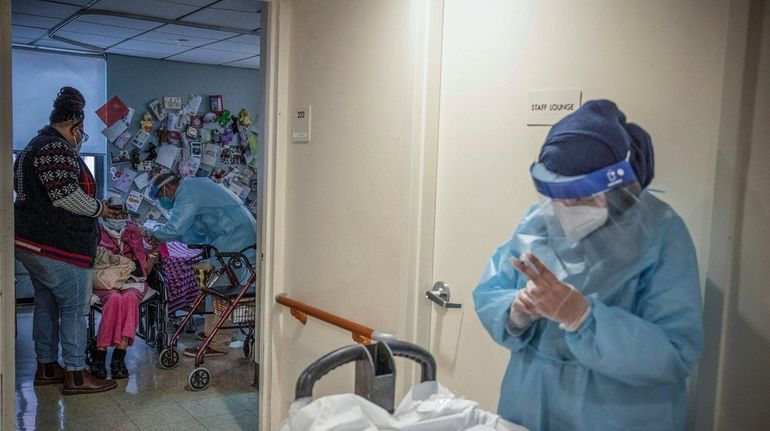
[14,87,122,395]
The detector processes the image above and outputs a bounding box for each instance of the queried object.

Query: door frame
[1,0,15,428]
[397,0,445,388]
[0,1,276,428]
[258,0,287,428]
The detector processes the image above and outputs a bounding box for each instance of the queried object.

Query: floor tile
[61,409,139,431]
[197,410,259,431]
[134,418,208,431]
[178,394,250,419]
[15,413,65,431]
[124,402,197,429]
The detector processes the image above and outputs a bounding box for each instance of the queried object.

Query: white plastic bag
[277,382,528,431]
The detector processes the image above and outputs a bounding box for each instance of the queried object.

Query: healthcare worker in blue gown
[473,100,703,431]
[146,172,257,356]
[146,173,257,258]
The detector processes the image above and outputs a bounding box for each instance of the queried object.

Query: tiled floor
[15,307,259,431]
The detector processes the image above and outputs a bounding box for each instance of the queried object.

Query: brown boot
[33,361,65,386]
[61,370,117,395]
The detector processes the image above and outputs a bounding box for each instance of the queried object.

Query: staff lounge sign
[527,89,582,125]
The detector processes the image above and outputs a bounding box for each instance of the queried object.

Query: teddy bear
[238,108,252,128]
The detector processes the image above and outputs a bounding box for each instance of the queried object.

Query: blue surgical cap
[537,99,655,189]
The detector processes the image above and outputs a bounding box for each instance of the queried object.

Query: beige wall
[267,0,431,426]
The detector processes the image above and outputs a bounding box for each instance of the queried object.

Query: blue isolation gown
[473,192,703,431]
[148,177,257,264]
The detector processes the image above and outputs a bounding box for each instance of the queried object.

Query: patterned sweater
[14,126,102,268]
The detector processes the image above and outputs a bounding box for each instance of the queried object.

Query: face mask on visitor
[70,126,87,153]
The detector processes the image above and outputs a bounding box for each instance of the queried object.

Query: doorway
[0,1,267,429]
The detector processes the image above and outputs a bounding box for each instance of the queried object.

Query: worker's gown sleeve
[473,195,703,431]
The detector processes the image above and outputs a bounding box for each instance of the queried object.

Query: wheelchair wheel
[188,367,210,391]
[158,347,180,370]
[155,331,168,355]
[145,319,157,348]
[85,339,95,366]
[243,333,255,360]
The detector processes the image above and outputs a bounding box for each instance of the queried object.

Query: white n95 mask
[553,201,609,243]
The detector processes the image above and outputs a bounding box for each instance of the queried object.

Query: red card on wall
[95,96,129,127]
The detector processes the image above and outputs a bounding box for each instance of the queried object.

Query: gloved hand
[512,252,591,332]
[508,279,541,329]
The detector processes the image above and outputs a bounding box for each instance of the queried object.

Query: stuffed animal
[238,109,252,128]
[203,112,217,123]
[218,130,234,146]
[217,109,232,127]
[140,112,154,132]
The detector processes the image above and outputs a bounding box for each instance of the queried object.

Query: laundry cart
[278,340,528,431]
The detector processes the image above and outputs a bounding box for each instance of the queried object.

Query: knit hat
[537,99,654,189]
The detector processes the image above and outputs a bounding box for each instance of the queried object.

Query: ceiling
[11,0,262,69]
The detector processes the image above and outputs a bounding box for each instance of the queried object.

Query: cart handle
[294,340,436,400]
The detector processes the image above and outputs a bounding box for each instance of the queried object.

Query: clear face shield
[530,156,654,278]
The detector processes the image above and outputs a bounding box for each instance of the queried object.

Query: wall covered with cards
[101,54,264,223]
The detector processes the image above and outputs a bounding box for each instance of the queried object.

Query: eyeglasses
[79,130,89,143]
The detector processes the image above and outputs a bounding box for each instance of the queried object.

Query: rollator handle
[188,244,218,259]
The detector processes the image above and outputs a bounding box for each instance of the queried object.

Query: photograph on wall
[163,96,182,110]
[186,126,199,139]
[109,167,137,193]
[190,140,202,156]
[148,99,167,121]
[209,95,223,114]
[155,144,181,169]
[126,190,143,214]
[100,117,128,143]
[133,172,151,190]
[183,94,202,115]
[131,130,151,150]
[178,157,201,178]
[113,129,132,149]
[196,167,211,178]
[199,128,212,142]
[201,143,221,166]
[110,150,130,164]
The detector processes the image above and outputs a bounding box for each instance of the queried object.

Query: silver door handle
[425,281,462,309]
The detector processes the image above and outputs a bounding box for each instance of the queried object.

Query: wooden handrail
[275,293,375,344]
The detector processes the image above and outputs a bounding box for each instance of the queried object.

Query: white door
[425,0,734,417]
[424,1,544,413]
